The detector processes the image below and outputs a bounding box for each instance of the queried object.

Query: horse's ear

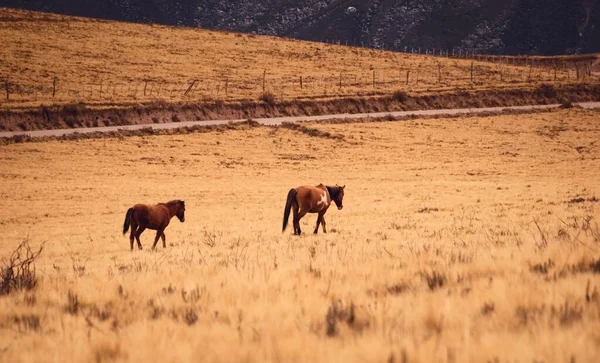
[341,185,345,189]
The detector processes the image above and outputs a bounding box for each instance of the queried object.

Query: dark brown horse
[123,200,186,250]
[283,184,345,235]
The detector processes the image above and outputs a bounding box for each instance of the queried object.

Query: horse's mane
[161,200,185,207]
[326,185,341,200]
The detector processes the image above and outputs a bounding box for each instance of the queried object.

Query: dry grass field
[1,108,600,362]
[0,7,594,110]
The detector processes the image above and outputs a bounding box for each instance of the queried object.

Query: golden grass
[1,108,600,362]
[0,7,593,110]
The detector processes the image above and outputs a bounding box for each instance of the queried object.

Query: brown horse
[283,184,345,235]
[122,200,186,250]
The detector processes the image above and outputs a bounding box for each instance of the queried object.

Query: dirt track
[2,102,599,139]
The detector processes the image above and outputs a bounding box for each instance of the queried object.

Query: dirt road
[1,102,599,138]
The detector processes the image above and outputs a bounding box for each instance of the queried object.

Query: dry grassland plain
[0,7,594,110]
[1,108,600,362]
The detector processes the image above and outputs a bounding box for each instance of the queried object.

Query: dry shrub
[93,340,123,363]
[0,239,44,295]
[530,259,554,274]
[88,303,113,322]
[423,270,446,291]
[65,290,80,315]
[515,304,545,327]
[61,102,87,113]
[481,302,495,315]
[552,301,583,327]
[325,300,369,337]
[240,118,260,127]
[392,90,408,103]
[183,308,198,326]
[386,283,407,295]
[259,91,276,106]
[201,229,221,248]
[586,280,599,302]
[560,101,574,109]
[535,83,558,98]
[11,314,41,332]
[280,122,344,140]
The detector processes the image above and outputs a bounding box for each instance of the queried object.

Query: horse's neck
[165,204,177,219]
[326,185,336,198]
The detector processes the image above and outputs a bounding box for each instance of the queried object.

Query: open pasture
[0,8,592,109]
[1,108,600,362]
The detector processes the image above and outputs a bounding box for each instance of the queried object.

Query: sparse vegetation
[0,239,44,295]
[392,90,408,103]
[535,83,558,98]
[258,92,276,106]
[280,122,344,140]
[0,108,599,361]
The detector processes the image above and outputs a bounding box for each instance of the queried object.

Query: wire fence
[1,52,596,107]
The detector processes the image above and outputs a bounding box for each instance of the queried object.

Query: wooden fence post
[373,70,376,88]
[184,79,198,96]
[52,77,57,98]
[470,62,474,83]
[300,76,303,90]
[406,70,410,85]
[4,77,9,101]
[339,72,342,89]
[262,70,266,93]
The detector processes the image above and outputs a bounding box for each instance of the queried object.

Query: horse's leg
[321,215,327,233]
[135,226,146,250]
[294,209,308,235]
[129,219,138,251]
[152,229,164,250]
[161,233,166,248]
[314,213,323,234]
[292,203,300,235]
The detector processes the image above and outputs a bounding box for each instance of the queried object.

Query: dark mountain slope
[2,0,598,55]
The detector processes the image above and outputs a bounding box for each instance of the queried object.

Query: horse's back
[296,184,326,195]
[295,185,329,212]
[132,203,169,228]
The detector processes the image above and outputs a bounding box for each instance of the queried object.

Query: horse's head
[176,200,186,222]
[331,185,345,210]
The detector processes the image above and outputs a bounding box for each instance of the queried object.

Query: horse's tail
[282,188,297,232]
[123,208,134,235]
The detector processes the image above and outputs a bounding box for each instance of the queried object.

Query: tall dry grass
[0,108,599,361]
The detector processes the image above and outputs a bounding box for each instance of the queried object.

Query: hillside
[1,7,595,112]
[4,0,600,55]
